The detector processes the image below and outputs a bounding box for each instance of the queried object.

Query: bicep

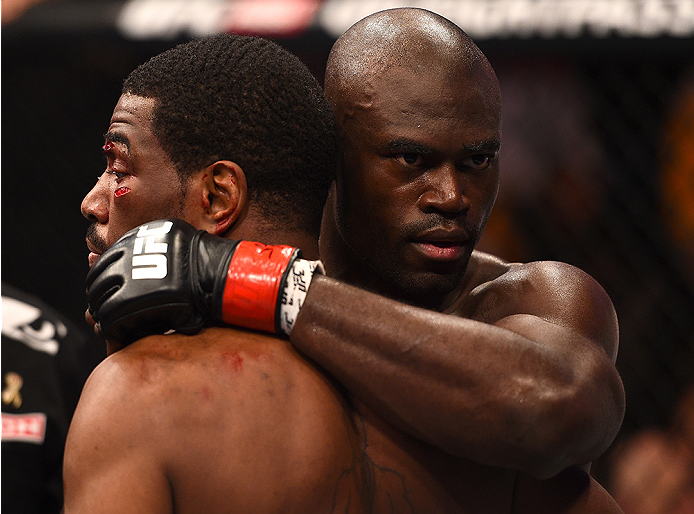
[63,366,173,514]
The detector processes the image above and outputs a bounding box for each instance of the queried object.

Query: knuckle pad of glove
[95,219,204,341]
[103,303,201,343]
[86,247,127,319]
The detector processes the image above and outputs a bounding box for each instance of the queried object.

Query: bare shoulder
[468,251,607,293]
[66,327,360,513]
[63,334,194,513]
[72,325,353,448]
[72,328,282,426]
[78,326,346,443]
[66,329,259,464]
[463,252,619,359]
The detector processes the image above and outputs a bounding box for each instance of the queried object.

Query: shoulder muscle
[63,354,173,513]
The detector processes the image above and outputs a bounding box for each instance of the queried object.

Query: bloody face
[81,94,200,267]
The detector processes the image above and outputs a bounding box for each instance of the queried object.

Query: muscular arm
[290,258,625,478]
[86,222,623,478]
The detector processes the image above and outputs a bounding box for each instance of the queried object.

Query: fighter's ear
[200,160,248,235]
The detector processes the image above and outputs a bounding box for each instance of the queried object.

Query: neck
[226,207,320,260]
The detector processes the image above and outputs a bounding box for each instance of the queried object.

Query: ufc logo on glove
[131,221,173,280]
[86,218,324,342]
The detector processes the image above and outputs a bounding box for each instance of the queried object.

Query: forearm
[291,276,624,477]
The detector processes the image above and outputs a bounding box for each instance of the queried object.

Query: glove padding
[86,218,301,344]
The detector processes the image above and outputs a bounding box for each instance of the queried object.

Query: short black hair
[122,34,337,237]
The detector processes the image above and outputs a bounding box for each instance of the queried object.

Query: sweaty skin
[287,8,625,480]
[69,91,625,514]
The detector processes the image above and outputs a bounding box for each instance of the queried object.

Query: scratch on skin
[221,351,243,372]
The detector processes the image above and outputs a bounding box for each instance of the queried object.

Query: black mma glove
[86,219,323,344]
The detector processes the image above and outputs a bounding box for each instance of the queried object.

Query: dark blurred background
[3,0,694,504]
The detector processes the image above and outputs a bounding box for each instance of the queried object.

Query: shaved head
[325,7,499,120]
[320,7,503,304]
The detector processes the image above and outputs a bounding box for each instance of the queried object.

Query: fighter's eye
[396,153,424,166]
[107,170,128,180]
[462,153,497,170]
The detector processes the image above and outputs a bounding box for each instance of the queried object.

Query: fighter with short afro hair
[122,33,337,237]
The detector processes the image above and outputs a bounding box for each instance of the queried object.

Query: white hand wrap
[279,259,324,336]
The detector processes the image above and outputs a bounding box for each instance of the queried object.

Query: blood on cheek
[114,186,131,198]
[102,143,131,198]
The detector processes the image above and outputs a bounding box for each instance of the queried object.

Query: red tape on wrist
[221,241,296,333]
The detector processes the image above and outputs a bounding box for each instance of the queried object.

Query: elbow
[522,358,625,479]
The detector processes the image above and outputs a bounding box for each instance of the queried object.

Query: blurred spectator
[2,283,104,513]
[477,58,609,265]
[661,67,694,287]
[609,386,694,514]
[1,0,55,25]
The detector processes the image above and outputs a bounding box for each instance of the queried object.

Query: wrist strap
[221,241,299,333]
[279,259,324,336]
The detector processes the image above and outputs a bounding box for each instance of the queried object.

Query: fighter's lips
[86,241,103,268]
[413,240,466,261]
[88,251,101,268]
[412,227,469,260]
